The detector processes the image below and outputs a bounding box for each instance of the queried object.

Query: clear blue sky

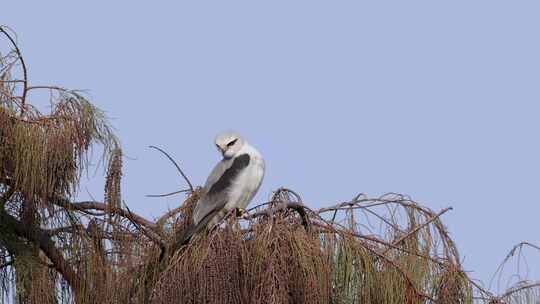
[3,0,539,292]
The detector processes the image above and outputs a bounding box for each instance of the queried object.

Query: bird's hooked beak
[216,144,229,158]
[215,135,241,159]
[216,144,224,153]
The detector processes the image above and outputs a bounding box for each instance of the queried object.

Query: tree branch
[149,145,193,192]
[146,189,190,198]
[380,207,453,255]
[0,210,81,295]
[52,198,158,231]
[498,281,540,301]
[0,26,28,109]
[51,198,166,251]
[123,203,165,249]
[246,201,311,229]
[45,225,85,236]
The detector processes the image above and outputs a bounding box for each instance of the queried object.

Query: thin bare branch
[52,198,158,231]
[149,145,193,192]
[25,85,69,92]
[498,281,540,301]
[381,207,453,255]
[245,201,311,229]
[123,203,165,247]
[506,241,540,256]
[0,26,28,109]
[45,225,85,236]
[146,189,190,198]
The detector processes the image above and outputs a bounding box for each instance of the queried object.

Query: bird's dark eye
[227,139,238,147]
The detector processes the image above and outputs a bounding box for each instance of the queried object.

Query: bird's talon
[236,208,247,217]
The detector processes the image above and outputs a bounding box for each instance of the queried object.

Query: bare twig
[156,206,185,227]
[498,281,540,301]
[149,145,193,192]
[0,79,24,83]
[274,187,303,204]
[123,203,165,248]
[246,201,311,229]
[25,85,69,92]
[146,189,190,198]
[489,241,540,292]
[317,194,422,214]
[380,207,453,255]
[45,225,86,236]
[52,198,158,231]
[506,242,540,256]
[0,26,28,109]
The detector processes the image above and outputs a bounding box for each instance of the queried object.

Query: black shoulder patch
[207,153,250,196]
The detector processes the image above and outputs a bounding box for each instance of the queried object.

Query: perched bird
[177,132,265,245]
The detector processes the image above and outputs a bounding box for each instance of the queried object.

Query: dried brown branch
[314,220,447,266]
[25,85,69,92]
[156,206,184,227]
[498,281,540,301]
[0,209,81,296]
[149,145,194,192]
[245,201,311,229]
[52,198,158,231]
[317,194,424,214]
[506,241,540,257]
[146,189,190,198]
[381,206,453,255]
[0,79,24,83]
[0,26,27,108]
[123,203,165,248]
[45,225,85,236]
[488,240,540,297]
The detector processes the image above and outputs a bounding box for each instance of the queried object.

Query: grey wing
[192,158,233,225]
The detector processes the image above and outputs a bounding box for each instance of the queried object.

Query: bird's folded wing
[193,154,250,225]
[176,199,227,247]
[192,158,232,225]
[192,192,228,226]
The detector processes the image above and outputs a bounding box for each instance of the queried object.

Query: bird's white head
[214,131,246,159]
